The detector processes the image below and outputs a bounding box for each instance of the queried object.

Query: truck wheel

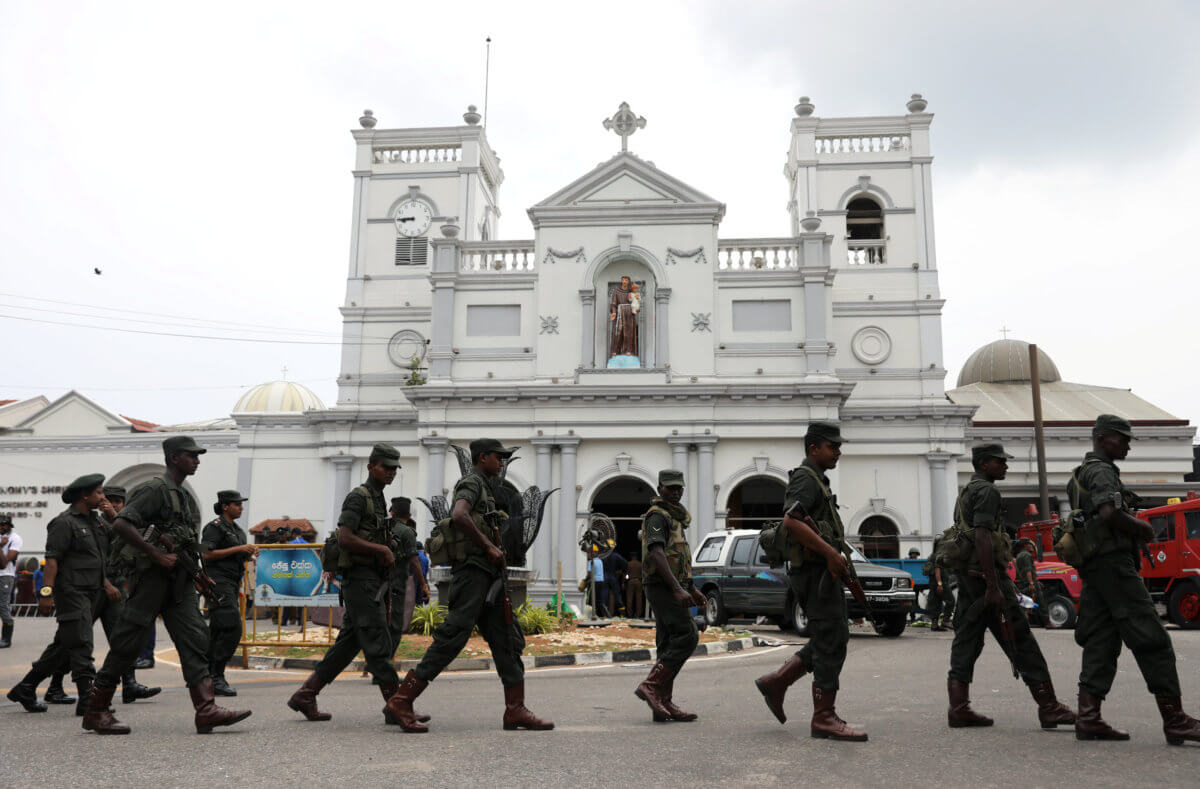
[873,612,907,638]
[1045,594,1077,629]
[704,589,728,627]
[1168,582,1200,630]
[771,615,790,632]
[791,600,810,636]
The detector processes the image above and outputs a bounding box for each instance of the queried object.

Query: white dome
[233,381,325,413]
[956,339,1061,387]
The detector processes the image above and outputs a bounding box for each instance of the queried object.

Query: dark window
[846,197,883,240]
[1149,515,1173,542]
[730,537,754,567]
[696,536,725,563]
[1185,511,1200,540]
[395,236,429,265]
[752,544,768,567]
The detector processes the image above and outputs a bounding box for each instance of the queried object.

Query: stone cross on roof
[602,102,646,152]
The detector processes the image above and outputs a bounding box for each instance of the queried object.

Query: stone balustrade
[460,240,536,272]
[847,240,887,265]
[717,238,799,271]
[373,144,463,164]
[815,135,910,154]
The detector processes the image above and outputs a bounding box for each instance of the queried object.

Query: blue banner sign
[254,546,340,606]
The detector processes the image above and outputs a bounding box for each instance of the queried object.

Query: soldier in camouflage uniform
[288,443,423,725]
[386,438,552,733]
[634,469,705,723]
[7,475,109,714]
[384,497,428,666]
[944,443,1074,730]
[1012,539,1045,627]
[925,540,956,632]
[81,436,251,735]
[1068,414,1200,745]
[201,490,258,697]
[754,422,867,741]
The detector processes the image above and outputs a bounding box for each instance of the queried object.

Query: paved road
[2,618,1198,787]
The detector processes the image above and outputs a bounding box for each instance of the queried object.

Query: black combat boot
[121,669,162,703]
[1155,696,1200,746]
[74,678,93,717]
[947,678,993,727]
[0,621,13,648]
[755,655,809,724]
[44,672,76,705]
[1075,690,1129,741]
[7,670,49,712]
[211,673,237,697]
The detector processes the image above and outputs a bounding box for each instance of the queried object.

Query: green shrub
[516,602,555,635]
[409,602,448,635]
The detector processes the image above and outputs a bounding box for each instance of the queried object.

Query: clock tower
[336,105,504,408]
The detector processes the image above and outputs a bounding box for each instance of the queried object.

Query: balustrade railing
[717,239,799,271]
[373,145,463,164]
[815,135,910,154]
[846,240,887,265]
[460,241,536,272]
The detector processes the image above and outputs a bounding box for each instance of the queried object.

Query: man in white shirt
[0,514,21,648]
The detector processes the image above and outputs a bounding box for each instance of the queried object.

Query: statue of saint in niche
[608,277,643,367]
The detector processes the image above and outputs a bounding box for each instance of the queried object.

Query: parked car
[691,529,916,637]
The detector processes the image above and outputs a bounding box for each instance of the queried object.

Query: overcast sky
[2,1,1197,429]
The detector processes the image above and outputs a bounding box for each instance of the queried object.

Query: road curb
[241,635,780,673]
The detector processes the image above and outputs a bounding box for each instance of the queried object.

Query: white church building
[14,95,1188,603]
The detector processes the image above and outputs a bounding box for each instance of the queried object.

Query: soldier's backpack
[425,516,472,567]
[932,525,974,571]
[320,532,341,573]
[1052,463,1099,568]
[757,521,788,569]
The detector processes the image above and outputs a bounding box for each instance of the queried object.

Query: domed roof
[956,339,1061,387]
[233,381,325,414]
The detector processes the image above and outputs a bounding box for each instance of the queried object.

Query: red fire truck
[1017,492,1200,630]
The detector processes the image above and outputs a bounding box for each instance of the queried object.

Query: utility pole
[1029,343,1050,520]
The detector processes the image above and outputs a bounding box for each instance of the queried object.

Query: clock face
[394,199,433,238]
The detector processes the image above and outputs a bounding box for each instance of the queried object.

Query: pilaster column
[667,437,694,516]
[428,233,461,379]
[925,451,955,538]
[654,287,671,368]
[557,438,581,589]
[329,455,354,538]
[799,224,835,375]
[531,438,556,581]
[420,436,449,537]
[694,437,718,546]
[579,290,596,369]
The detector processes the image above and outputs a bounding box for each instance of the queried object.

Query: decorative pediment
[14,390,135,437]
[528,153,725,228]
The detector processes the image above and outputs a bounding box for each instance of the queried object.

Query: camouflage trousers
[1076,551,1180,698]
[788,564,849,691]
[948,574,1050,686]
[644,582,699,671]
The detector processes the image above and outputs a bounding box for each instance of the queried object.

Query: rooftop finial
[906,93,927,113]
[463,104,481,125]
[359,109,377,129]
[602,101,646,153]
[794,96,815,117]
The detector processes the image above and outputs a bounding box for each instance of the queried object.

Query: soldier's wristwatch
[39,586,53,597]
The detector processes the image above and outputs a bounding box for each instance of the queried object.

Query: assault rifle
[791,503,878,629]
[160,534,224,607]
[482,511,514,625]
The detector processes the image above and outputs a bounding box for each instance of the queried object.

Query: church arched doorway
[725,476,786,530]
[590,476,655,562]
[859,515,899,559]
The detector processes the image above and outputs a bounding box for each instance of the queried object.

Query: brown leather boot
[287,672,331,721]
[81,683,130,735]
[1075,690,1129,741]
[947,678,993,727]
[653,665,697,722]
[381,682,431,725]
[1029,680,1075,729]
[755,655,809,724]
[189,677,252,734]
[810,685,868,741]
[634,660,673,719]
[501,683,554,730]
[384,670,429,732]
[1155,696,1200,746]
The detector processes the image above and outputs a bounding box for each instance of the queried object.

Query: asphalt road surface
[2,618,1198,787]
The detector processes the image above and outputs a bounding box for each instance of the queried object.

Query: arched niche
[578,246,670,370]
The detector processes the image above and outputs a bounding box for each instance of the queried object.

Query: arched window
[725,476,786,530]
[859,515,899,559]
[846,197,883,240]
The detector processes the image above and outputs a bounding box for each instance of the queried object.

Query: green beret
[469,438,515,459]
[63,473,106,504]
[658,469,685,488]
[162,436,207,455]
[805,421,846,445]
[1093,414,1134,439]
[369,443,402,468]
[102,485,126,500]
[971,443,1014,463]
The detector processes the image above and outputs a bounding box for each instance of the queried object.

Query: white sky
[2,0,1197,430]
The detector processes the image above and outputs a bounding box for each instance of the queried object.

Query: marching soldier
[385,497,429,666]
[943,443,1074,730]
[754,422,867,741]
[201,490,258,696]
[81,436,251,735]
[1069,415,1200,745]
[633,469,705,722]
[385,438,553,732]
[1012,539,1046,627]
[287,444,420,724]
[7,475,109,714]
[925,539,956,632]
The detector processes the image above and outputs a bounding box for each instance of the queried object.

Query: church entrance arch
[725,476,786,530]
[859,515,899,559]
[589,476,655,562]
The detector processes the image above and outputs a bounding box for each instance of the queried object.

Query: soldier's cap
[470,438,515,459]
[217,490,249,505]
[971,443,1014,463]
[1093,413,1134,439]
[102,485,126,500]
[62,473,106,504]
[162,435,207,456]
[804,421,846,445]
[390,496,412,514]
[908,548,921,557]
[368,442,402,468]
[658,469,685,488]
[0,514,12,526]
